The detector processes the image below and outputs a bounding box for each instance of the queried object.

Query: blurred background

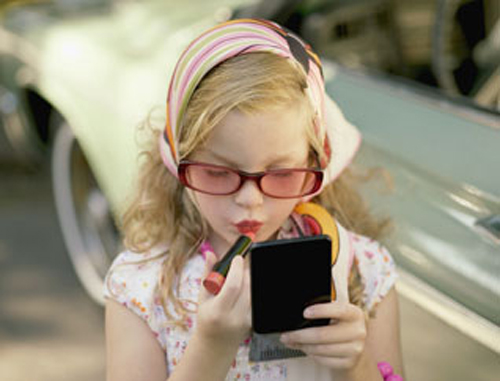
[240,0,500,109]
[1,0,499,380]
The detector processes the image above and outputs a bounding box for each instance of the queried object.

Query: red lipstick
[235,220,263,236]
[203,234,254,295]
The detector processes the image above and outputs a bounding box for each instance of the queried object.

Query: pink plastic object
[377,362,404,381]
[387,375,404,381]
[377,362,393,377]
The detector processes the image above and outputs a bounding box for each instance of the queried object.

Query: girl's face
[187,104,312,256]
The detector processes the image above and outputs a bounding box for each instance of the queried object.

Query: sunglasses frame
[178,160,324,199]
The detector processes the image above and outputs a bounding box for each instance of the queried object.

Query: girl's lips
[235,220,263,235]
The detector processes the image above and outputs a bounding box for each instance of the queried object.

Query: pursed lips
[234,220,263,235]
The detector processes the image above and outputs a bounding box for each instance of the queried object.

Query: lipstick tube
[203,235,253,295]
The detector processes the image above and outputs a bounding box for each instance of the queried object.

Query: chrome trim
[475,214,500,245]
[396,268,500,354]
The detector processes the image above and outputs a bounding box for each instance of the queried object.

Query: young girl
[105,19,404,381]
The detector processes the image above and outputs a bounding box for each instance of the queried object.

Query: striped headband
[160,18,361,188]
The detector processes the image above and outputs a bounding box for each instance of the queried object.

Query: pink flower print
[364,250,374,260]
[111,280,127,296]
[245,374,251,380]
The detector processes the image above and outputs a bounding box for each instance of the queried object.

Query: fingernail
[304,307,313,318]
[280,334,289,343]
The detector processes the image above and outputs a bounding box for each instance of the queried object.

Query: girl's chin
[255,229,278,243]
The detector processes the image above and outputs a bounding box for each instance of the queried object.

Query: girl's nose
[234,179,264,207]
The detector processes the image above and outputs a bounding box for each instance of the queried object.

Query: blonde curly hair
[119,53,390,327]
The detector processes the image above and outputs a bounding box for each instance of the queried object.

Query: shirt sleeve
[348,232,398,311]
[103,248,167,328]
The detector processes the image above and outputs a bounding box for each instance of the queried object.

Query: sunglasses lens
[185,164,239,194]
[261,170,320,198]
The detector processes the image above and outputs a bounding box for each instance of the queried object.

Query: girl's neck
[204,232,231,260]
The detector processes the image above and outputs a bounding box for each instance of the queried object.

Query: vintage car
[1,0,499,377]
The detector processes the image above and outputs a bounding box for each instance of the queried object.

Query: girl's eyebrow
[203,148,305,167]
[203,149,236,165]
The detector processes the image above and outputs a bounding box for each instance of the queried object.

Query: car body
[1,0,499,367]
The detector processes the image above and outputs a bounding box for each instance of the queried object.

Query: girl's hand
[195,251,251,348]
[280,302,368,370]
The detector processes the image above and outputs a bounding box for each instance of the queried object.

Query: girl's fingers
[216,255,245,306]
[203,250,218,277]
[237,261,252,326]
[309,355,359,370]
[287,341,364,358]
[304,302,363,321]
[281,320,366,345]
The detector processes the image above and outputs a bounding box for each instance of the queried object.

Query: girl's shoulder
[103,245,169,322]
[344,228,398,310]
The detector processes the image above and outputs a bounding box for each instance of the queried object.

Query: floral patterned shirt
[104,216,397,380]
